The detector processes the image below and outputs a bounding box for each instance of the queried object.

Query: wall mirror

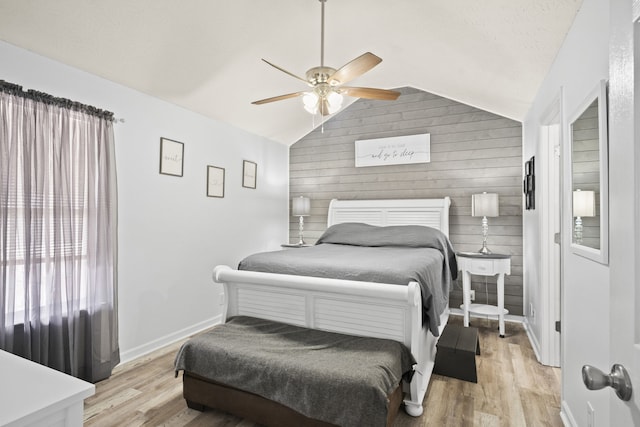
[569,80,608,264]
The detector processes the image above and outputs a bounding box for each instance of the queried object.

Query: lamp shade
[292,196,311,216]
[325,91,343,114]
[303,92,320,114]
[573,189,595,217]
[472,192,499,217]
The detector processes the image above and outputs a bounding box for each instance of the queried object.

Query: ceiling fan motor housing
[306,66,337,86]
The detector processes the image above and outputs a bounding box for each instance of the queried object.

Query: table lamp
[472,192,499,254]
[292,196,311,245]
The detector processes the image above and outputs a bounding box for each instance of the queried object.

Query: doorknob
[582,364,633,401]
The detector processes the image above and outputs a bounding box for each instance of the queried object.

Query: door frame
[537,92,563,367]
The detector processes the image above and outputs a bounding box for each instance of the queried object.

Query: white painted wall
[522,0,610,425]
[0,41,289,363]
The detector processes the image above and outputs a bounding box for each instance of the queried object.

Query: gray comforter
[174,316,415,427]
[239,223,457,336]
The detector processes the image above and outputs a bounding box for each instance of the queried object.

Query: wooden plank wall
[289,87,524,316]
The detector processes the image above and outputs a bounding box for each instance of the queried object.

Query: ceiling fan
[251,0,400,116]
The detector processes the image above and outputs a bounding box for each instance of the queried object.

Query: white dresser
[0,350,95,426]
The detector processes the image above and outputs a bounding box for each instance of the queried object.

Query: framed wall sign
[206,165,225,198]
[242,160,257,189]
[159,137,184,177]
[355,133,430,167]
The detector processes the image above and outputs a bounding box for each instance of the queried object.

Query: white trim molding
[119,315,222,365]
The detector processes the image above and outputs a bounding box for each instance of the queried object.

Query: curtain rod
[0,79,118,122]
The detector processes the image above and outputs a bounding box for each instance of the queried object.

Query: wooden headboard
[327,197,451,236]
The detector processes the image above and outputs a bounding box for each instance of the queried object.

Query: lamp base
[478,216,492,255]
[298,216,306,245]
[574,216,583,245]
[478,245,492,255]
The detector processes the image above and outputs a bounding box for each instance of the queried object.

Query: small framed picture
[242,160,257,189]
[159,137,184,177]
[206,165,225,198]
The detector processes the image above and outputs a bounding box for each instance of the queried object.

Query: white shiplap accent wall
[289,87,524,315]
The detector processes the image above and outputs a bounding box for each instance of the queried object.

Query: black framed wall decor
[524,156,535,210]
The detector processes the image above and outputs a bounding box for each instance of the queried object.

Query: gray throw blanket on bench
[174,316,415,427]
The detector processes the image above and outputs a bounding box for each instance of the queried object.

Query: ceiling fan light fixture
[325,91,343,114]
[302,89,343,115]
[303,91,320,114]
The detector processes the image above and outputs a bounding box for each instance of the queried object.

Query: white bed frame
[212,197,451,417]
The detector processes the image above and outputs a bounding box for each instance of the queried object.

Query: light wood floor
[84,316,562,427]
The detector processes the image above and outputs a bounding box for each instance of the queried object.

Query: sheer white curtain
[0,82,119,382]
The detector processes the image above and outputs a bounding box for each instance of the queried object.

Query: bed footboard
[213,265,445,416]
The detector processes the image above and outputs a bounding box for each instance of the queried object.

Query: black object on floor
[433,324,481,383]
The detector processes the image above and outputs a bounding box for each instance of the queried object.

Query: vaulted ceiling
[0,0,582,145]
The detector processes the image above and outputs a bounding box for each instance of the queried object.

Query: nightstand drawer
[457,254,511,276]
[468,259,497,275]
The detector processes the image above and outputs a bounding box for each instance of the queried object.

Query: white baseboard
[523,316,543,363]
[119,315,222,365]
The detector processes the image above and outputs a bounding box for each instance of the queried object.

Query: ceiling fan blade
[252,92,305,105]
[261,59,310,85]
[339,87,400,100]
[328,52,382,86]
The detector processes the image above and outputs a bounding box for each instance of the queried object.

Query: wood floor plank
[83,388,143,422]
[84,315,562,426]
[474,411,500,427]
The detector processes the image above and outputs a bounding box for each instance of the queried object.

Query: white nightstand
[281,243,313,249]
[456,252,511,337]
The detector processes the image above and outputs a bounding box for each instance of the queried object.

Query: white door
[605,6,639,426]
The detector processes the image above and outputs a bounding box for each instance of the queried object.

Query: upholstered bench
[175,316,413,427]
[433,324,480,383]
